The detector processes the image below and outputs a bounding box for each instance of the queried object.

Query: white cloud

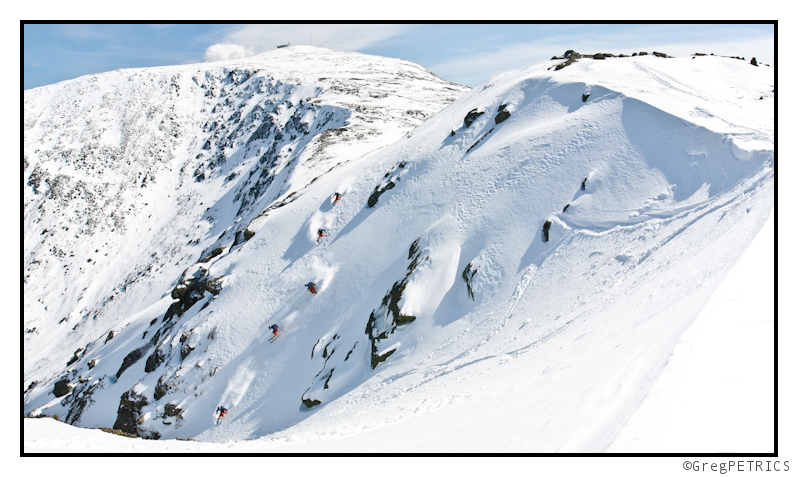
[202,43,256,62]
[202,24,412,61]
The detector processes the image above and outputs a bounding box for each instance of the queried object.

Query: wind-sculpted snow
[24,50,772,451]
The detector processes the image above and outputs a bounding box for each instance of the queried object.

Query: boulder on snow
[463,108,484,128]
[164,402,183,418]
[581,177,588,190]
[462,262,479,300]
[180,331,195,361]
[751,57,759,66]
[542,220,552,242]
[302,396,322,409]
[113,387,160,439]
[53,377,72,398]
[205,276,226,295]
[494,104,511,124]
[582,94,590,102]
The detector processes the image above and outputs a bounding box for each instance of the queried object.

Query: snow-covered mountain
[23,47,773,452]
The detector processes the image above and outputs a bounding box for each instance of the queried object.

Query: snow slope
[23,50,773,452]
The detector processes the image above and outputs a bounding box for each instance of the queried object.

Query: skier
[216,406,228,424]
[333,192,342,204]
[317,229,326,242]
[269,324,279,337]
[305,282,317,295]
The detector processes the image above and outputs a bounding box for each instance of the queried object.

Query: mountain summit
[24,49,773,451]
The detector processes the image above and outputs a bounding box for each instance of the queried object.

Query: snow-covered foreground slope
[24,50,773,452]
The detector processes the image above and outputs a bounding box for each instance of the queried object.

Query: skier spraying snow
[305,282,317,295]
[216,406,228,424]
[268,324,281,342]
[333,192,342,204]
[317,229,326,242]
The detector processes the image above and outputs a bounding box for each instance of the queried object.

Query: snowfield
[24,47,774,453]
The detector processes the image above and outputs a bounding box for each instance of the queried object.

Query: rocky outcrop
[180,331,195,361]
[494,104,511,124]
[463,108,485,128]
[116,345,151,379]
[365,238,427,369]
[462,263,478,300]
[113,386,160,439]
[53,377,72,398]
[145,348,165,373]
[367,161,406,208]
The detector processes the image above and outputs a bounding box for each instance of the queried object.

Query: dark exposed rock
[164,264,212,321]
[638,52,648,56]
[105,330,116,343]
[463,108,485,128]
[154,377,169,401]
[365,238,426,369]
[582,94,590,102]
[66,348,82,366]
[653,51,669,58]
[63,378,102,425]
[145,348,165,373]
[751,57,758,66]
[88,358,98,369]
[53,377,72,398]
[345,342,357,361]
[563,204,570,212]
[113,387,160,439]
[542,220,552,242]
[234,227,255,246]
[206,276,225,295]
[302,397,322,409]
[368,181,395,207]
[164,403,183,418]
[116,344,151,379]
[581,177,587,190]
[200,247,224,263]
[367,162,405,207]
[494,104,510,124]
[180,331,195,361]
[462,263,478,300]
[593,54,606,60]
[466,127,495,153]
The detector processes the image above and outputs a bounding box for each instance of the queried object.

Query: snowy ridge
[24,50,773,451]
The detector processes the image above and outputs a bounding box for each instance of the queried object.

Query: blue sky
[23,23,775,90]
